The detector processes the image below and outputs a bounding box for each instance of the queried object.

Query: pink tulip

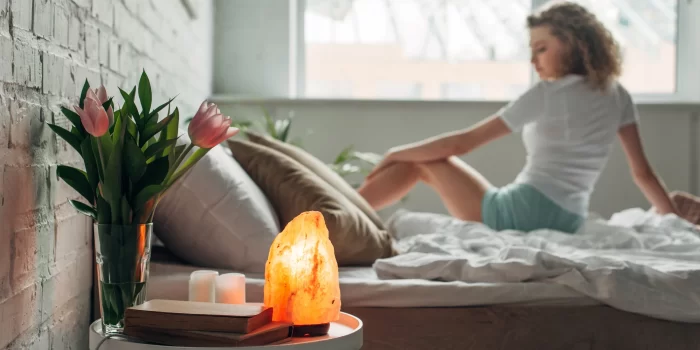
[94,85,114,127]
[188,101,240,149]
[74,89,110,137]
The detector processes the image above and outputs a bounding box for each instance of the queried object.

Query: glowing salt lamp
[264,211,341,336]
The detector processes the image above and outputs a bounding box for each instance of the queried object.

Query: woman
[357,2,678,233]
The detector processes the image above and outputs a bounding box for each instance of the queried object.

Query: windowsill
[209,94,700,109]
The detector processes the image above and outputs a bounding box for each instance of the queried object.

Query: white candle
[188,270,218,302]
[215,273,246,304]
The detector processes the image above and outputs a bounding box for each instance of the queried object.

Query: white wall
[213,98,698,220]
[213,0,294,97]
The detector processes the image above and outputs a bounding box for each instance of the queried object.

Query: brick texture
[0,0,213,348]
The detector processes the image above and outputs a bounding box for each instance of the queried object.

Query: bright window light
[302,0,677,100]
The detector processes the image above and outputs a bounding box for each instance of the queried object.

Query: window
[301,0,679,100]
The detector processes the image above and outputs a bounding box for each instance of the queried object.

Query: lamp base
[292,323,331,337]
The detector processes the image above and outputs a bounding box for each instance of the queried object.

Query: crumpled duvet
[373,208,700,322]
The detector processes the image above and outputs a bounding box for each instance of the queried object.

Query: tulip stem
[164,143,193,185]
[96,137,106,175]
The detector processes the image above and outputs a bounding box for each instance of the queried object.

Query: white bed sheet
[147,261,596,308]
[375,208,700,322]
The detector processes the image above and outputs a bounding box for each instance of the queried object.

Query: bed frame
[343,305,700,350]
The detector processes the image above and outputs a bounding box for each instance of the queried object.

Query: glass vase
[94,223,152,335]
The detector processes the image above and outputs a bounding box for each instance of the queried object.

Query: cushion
[245,131,385,230]
[153,137,280,273]
[227,139,396,266]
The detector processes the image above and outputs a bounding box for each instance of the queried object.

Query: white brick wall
[0,0,213,348]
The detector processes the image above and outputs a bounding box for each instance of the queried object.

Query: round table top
[88,312,363,350]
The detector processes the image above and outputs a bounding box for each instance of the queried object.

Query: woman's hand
[365,147,404,181]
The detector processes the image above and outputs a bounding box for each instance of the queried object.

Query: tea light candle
[188,270,218,302]
[215,273,246,304]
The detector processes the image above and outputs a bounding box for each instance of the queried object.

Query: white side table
[89,312,363,350]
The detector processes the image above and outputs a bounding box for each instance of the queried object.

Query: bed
[145,242,700,350]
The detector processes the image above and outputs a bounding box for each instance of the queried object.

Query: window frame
[288,0,697,103]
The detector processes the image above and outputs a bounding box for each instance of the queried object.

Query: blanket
[374,208,700,323]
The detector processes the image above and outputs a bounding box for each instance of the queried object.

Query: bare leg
[357,162,421,211]
[358,156,494,222]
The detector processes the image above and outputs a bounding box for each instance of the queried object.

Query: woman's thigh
[416,156,494,222]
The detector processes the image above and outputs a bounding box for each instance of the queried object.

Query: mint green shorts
[481,183,584,234]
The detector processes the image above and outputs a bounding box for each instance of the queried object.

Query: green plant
[328,145,382,183]
[48,71,239,333]
[49,72,232,225]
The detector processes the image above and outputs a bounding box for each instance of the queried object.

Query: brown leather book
[123,300,273,334]
[123,321,294,347]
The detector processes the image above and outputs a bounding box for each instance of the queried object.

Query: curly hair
[527,2,622,90]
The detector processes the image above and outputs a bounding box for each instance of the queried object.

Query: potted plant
[48,70,238,335]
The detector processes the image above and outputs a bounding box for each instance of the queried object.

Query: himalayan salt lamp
[264,211,341,336]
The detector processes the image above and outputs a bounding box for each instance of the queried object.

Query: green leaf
[111,114,123,145]
[101,97,113,114]
[144,138,178,161]
[79,79,90,109]
[125,115,137,140]
[138,70,152,117]
[103,118,127,224]
[123,136,147,183]
[133,156,169,195]
[69,200,96,219]
[140,112,176,147]
[143,110,159,149]
[133,185,163,214]
[170,144,186,166]
[146,96,176,125]
[277,118,292,142]
[333,145,354,164]
[161,108,179,158]
[120,195,132,224]
[80,138,99,194]
[90,137,105,182]
[96,194,111,224]
[60,106,86,136]
[119,88,141,129]
[48,124,82,154]
[263,111,276,138]
[99,133,113,163]
[109,110,120,135]
[56,165,94,203]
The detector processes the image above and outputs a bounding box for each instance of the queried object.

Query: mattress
[146,255,597,308]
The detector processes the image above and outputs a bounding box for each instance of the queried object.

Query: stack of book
[122,299,294,347]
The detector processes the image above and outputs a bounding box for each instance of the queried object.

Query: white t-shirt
[497,74,639,216]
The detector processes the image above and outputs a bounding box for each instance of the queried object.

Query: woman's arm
[618,123,679,215]
[365,115,511,180]
[384,115,511,162]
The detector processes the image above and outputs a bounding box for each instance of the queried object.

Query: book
[123,321,294,347]
[124,300,273,334]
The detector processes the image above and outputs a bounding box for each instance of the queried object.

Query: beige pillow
[245,131,385,230]
[227,139,396,266]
